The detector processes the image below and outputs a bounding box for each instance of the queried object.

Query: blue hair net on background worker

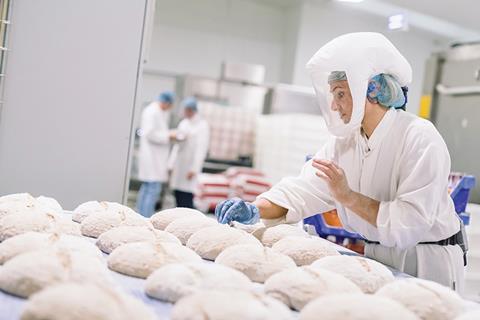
[158,91,175,104]
[215,32,466,294]
[181,97,198,112]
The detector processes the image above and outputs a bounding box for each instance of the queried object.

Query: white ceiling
[384,0,480,31]
[251,0,479,32]
[252,0,304,8]
[248,0,479,41]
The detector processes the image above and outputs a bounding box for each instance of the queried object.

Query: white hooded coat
[258,33,464,293]
[169,114,210,193]
[137,102,171,182]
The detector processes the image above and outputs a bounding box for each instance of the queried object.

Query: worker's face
[329,80,353,124]
[184,108,196,119]
[159,102,172,111]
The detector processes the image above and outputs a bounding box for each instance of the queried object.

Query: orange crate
[323,210,343,228]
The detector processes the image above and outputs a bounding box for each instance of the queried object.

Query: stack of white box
[199,102,258,161]
[254,113,331,184]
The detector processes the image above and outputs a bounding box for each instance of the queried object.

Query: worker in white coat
[168,97,210,208]
[215,33,466,293]
[136,91,175,217]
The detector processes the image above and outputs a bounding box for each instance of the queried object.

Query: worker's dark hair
[398,86,408,111]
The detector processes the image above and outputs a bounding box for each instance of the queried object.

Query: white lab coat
[137,102,171,182]
[169,115,210,193]
[259,108,464,292]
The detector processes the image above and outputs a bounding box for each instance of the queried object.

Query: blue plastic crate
[459,212,470,226]
[449,174,476,214]
[304,213,364,241]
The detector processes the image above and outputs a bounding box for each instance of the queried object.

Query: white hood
[306,32,412,138]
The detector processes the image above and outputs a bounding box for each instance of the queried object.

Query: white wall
[280,4,302,83]
[289,1,450,115]
[147,0,286,83]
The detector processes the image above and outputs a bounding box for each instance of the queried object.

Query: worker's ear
[366,95,378,105]
[364,97,379,115]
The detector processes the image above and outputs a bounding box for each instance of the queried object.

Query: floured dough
[299,293,419,320]
[272,236,340,266]
[170,290,293,320]
[54,216,81,236]
[72,201,136,223]
[150,207,205,230]
[145,262,252,303]
[215,244,296,283]
[0,232,102,264]
[230,221,266,235]
[108,241,201,278]
[36,196,63,213]
[164,216,217,245]
[0,211,80,241]
[0,193,35,204]
[0,249,113,298]
[312,255,394,293]
[20,282,156,320]
[0,194,62,220]
[260,224,309,247]
[81,211,151,238]
[264,266,361,311]
[0,211,54,241]
[456,310,480,320]
[187,225,262,260]
[96,226,180,254]
[0,201,36,220]
[376,278,465,320]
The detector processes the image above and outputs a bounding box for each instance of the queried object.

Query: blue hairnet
[367,74,406,109]
[182,97,198,112]
[157,91,174,104]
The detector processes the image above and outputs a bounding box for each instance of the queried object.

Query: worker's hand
[187,171,195,180]
[168,130,177,140]
[312,159,353,205]
[215,198,260,225]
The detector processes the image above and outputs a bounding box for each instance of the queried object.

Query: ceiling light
[336,0,365,3]
[388,14,409,31]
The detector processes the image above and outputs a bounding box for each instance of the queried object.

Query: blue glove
[215,198,260,225]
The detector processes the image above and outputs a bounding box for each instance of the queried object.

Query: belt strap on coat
[364,227,468,266]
